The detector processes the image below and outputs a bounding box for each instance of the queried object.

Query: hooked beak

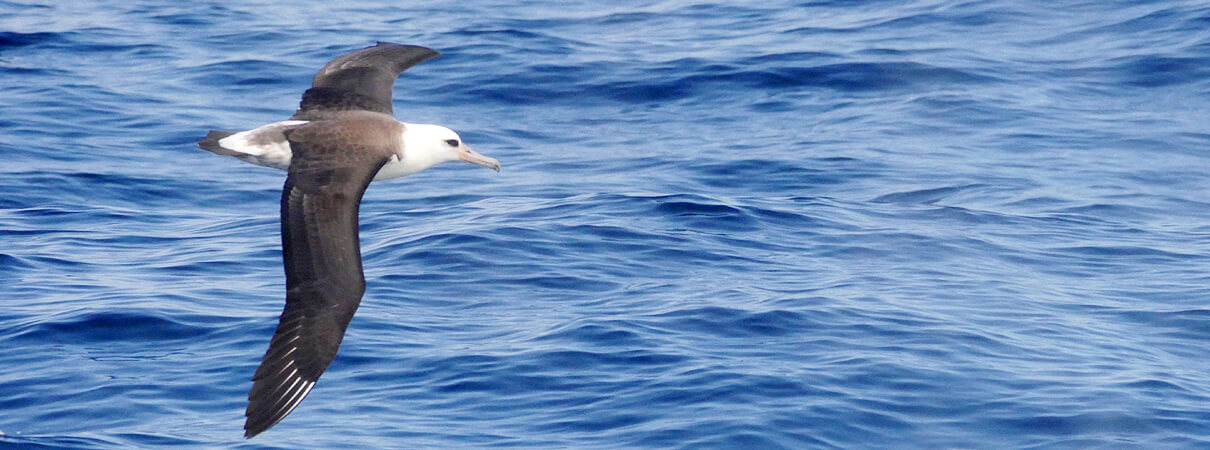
[458,144,501,172]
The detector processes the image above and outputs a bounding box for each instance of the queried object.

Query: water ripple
[2,0,1210,448]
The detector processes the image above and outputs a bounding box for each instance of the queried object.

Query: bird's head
[401,123,501,173]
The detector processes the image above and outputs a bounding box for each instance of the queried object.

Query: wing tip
[372,41,440,58]
[244,378,317,439]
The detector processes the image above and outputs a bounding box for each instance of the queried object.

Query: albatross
[197,42,500,438]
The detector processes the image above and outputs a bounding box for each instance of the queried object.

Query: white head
[388,123,500,179]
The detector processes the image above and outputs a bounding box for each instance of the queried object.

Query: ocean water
[2,0,1210,447]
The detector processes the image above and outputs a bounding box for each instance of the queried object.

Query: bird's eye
[445,139,459,147]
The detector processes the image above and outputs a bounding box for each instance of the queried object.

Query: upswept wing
[292,42,440,119]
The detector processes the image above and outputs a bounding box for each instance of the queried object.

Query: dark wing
[291,42,440,119]
[244,120,394,438]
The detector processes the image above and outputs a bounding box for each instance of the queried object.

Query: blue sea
[3,0,1210,448]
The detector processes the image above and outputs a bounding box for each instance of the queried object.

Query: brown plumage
[293,44,438,119]
[196,42,500,439]
[244,112,399,437]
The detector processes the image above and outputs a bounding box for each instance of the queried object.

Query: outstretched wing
[292,42,440,119]
[244,118,396,438]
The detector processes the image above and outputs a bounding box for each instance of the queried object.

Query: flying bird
[197,42,501,438]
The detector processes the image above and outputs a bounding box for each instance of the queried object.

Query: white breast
[373,154,432,181]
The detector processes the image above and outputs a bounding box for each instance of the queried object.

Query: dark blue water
[3,0,1210,448]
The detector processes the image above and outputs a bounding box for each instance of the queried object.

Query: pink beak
[458,144,501,172]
